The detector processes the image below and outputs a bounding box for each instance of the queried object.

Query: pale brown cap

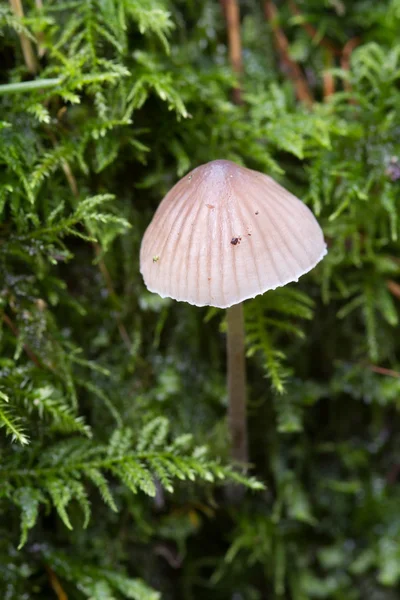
[140,160,327,308]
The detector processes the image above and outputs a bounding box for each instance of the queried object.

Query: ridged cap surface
[140,160,327,308]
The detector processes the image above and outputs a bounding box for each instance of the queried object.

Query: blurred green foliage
[1,0,400,598]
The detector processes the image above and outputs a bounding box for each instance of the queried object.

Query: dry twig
[221,0,243,103]
[289,0,338,98]
[9,0,38,74]
[288,0,341,56]
[387,279,400,301]
[323,49,335,99]
[264,0,313,106]
[368,364,400,379]
[288,2,362,100]
[45,565,68,600]
[341,37,360,95]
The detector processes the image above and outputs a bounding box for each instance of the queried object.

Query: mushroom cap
[140,160,327,309]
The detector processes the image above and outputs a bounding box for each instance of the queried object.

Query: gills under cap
[140,159,327,309]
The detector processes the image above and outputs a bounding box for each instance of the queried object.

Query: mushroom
[140,160,326,465]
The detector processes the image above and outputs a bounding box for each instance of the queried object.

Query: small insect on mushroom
[153,255,160,263]
[231,237,239,245]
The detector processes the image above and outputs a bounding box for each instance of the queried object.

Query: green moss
[1,0,400,598]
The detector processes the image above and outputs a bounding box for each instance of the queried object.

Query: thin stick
[369,365,400,379]
[323,49,335,99]
[227,303,248,464]
[288,0,341,56]
[45,565,68,600]
[387,279,400,301]
[341,37,360,97]
[264,0,314,106]
[223,0,243,103]
[9,0,38,74]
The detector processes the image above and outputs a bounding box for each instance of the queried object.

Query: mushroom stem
[227,302,248,464]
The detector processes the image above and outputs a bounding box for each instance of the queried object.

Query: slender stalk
[227,302,248,464]
[222,0,248,467]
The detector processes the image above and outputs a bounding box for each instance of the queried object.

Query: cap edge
[141,244,328,309]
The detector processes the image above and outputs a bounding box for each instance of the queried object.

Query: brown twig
[288,0,341,56]
[45,130,79,197]
[368,364,400,379]
[222,0,243,103]
[288,1,362,100]
[323,49,335,99]
[60,157,79,198]
[2,313,43,368]
[45,565,68,600]
[341,37,360,95]
[387,279,400,301]
[9,0,38,74]
[264,0,314,106]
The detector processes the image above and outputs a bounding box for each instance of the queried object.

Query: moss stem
[0,78,61,95]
